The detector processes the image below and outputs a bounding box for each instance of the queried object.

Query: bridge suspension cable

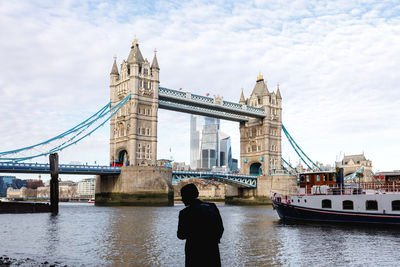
[281,157,299,177]
[0,94,131,162]
[282,124,322,171]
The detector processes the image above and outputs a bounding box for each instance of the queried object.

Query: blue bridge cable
[0,103,110,161]
[281,157,299,174]
[0,102,110,156]
[280,164,297,177]
[282,125,322,171]
[0,101,111,156]
[282,127,313,170]
[2,94,131,162]
[283,125,322,171]
[48,99,124,154]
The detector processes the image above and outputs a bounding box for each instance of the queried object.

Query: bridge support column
[95,165,173,206]
[225,175,297,205]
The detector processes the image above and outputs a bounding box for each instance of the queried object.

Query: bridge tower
[96,38,173,206]
[239,74,282,176]
[109,38,159,166]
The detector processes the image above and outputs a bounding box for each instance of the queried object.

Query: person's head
[180,183,199,206]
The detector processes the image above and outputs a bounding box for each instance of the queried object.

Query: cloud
[0,0,399,173]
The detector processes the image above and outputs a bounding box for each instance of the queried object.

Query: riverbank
[0,255,66,266]
[0,201,51,213]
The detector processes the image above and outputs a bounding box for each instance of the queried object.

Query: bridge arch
[172,172,257,188]
[118,150,129,166]
[249,162,262,176]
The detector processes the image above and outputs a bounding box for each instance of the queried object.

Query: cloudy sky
[1,0,400,180]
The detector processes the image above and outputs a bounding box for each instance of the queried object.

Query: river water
[2,202,400,266]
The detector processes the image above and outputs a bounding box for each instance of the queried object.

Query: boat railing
[303,182,400,196]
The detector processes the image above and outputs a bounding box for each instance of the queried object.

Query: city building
[77,178,95,198]
[26,179,44,189]
[172,162,189,171]
[341,153,373,182]
[190,115,233,171]
[231,158,238,172]
[0,176,26,197]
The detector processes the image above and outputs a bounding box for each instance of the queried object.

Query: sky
[1,0,400,181]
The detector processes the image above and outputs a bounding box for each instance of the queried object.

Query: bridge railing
[159,87,266,116]
[0,162,121,172]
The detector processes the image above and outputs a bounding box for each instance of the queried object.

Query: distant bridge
[0,162,257,187]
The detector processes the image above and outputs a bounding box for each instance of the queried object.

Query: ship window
[322,199,332,208]
[329,174,333,181]
[392,200,400,211]
[316,175,320,182]
[300,175,305,182]
[342,200,354,210]
[366,200,378,211]
[304,199,307,203]
[298,199,300,203]
[306,176,310,184]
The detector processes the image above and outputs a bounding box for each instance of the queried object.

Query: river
[1,202,400,266]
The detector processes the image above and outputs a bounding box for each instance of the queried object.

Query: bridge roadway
[158,87,266,122]
[0,163,257,188]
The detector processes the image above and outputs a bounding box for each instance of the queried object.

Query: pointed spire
[257,72,264,82]
[127,35,144,63]
[239,88,246,104]
[110,56,119,75]
[252,72,267,96]
[151,48,159,70]
[276,83,282,99]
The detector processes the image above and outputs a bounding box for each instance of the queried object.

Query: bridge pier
[225,174,297,205]
[95,166,173,206]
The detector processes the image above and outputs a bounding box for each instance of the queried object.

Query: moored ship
[271,170,400,225]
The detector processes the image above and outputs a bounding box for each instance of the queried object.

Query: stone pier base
[95,165,173,206]
[225,174,297,205]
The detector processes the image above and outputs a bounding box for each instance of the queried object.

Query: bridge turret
[239,88,246,105]
[110,57,119,85]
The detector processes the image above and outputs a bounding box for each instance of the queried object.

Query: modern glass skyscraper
[190,115,232,170]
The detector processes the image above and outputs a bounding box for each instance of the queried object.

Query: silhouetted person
[177,183,224,267]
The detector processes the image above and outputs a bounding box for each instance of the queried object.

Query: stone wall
[174,180,226,199]
[96,165,173,206]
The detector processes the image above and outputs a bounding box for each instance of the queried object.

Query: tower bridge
[1,37,299,206]
[99,37,295,206]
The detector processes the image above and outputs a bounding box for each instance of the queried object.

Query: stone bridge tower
[109,38,159,166]
[239,74,282,176]
[96,38,172,206]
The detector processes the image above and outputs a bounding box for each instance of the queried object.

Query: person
[177,183,224,267]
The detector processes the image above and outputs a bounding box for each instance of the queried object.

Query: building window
[322,199,332,208]
[392,200,400,211]
[366,200,378,211]
[147,129,150,135]
[343,200,354,210]
[252,128,256,136]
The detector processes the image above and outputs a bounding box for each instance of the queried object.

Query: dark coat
[177,199,224,267]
